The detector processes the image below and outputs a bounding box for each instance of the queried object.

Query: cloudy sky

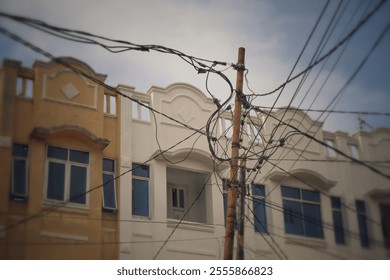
[0,0,389,133]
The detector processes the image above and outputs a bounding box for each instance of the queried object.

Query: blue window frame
[46,145,89,205]
[356,200,370,248]
[331,196,345,244]
[252,184,267,233]
[102,158,117,211]
[281,186,323,238]
[132,164,149,217]
[11,144,29,200]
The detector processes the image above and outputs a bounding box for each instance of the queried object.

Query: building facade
[0,58,120,259]
[1,57,389,259]
[119,82,390,260]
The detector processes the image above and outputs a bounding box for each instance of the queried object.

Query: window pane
[179,189,185,209]
[302,189,320,202]
[103,158,115,172]
[13,144,28,157]
[132,179,149,217]
[70,149,89,164]
[25,79,33,98]
[172,188,178,207]
[132,164,149,178]
[325,140,336,157]
[69,165,87,204]
[331,196,341,209]
[102,174,116,209]
[283,200,304,235]
[47,146,67,160]
[281,186,300,199]
[47,162,65,201]
[302,203,323,238]
[356,200,366,212]
[253,198,267,233]
[12,159,27,196]
[252,184,265,197]
[16,77,23,96]
[140,102,150,121]
[109,95,116,115]
[332,211,345,244]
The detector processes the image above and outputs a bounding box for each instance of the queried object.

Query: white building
[118,82,390,260]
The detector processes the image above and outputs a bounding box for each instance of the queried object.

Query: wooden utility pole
[236,155,246,260]
[224,47,245,260]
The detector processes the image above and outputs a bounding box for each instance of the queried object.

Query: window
[11,144,28,200]
[349,144,359,159]
[281,186,323,238]
[252,184,267,233]
[331,197,345,244]
[247,123,262,146]
[102,158,117,211]
[103,93,117,115]
[356,200,370,248]
[379,204,390,249]
[168,185,186,220]
[46,146,89,205]
[219,118,233,138]
[16,77,33,98]
[222,179,228,224]
[325,139,336,158]
[132,101,150,121]
[132,163,149,217]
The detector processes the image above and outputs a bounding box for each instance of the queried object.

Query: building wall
[0,58,120,259]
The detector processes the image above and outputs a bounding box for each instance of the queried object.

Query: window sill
[104,113,117,118]
[132,119,151,125]
[167,219,215,233]
[42,200,90,216]
[284,234,327,249]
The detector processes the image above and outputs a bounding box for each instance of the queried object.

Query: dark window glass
[47,146,68,160]
[179,189,185,209]
[132,164,149,178]
[252,184,265,197]
[172,188,178,208]
[302,189,320,202]
[69,165,87,204]
[281,186,300,199]
[223,192,228,225]
[303,203,323,238]
[12,159,27,196]
[47,162,65,201]
[331,196,341,209]
[283,200,304,235]
[103,158,115,172]
[333,211,345,244]
[12,144,28,157]
[356,200,366,212]
[253,198,267,233]
[102,173,116,209]
[70,149,89,164]
[356,200,369,248]
[132,179,149,217]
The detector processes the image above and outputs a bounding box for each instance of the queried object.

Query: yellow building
[0,58,120,259]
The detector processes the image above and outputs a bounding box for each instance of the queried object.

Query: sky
[0,0,389,133]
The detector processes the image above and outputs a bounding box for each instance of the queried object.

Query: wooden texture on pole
[223,47,245,260]
[236,156,246,260]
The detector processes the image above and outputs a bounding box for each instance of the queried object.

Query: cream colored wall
[119,82,390,260]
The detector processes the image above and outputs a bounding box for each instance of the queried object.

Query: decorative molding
[285,235,327,249]
[40,230,88,242]
[31,125,110,150]
[61,83,80,100]
[132,232,153,239]
[41,69,98,110]
[167,246,216,258]
[167,219,215,233]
